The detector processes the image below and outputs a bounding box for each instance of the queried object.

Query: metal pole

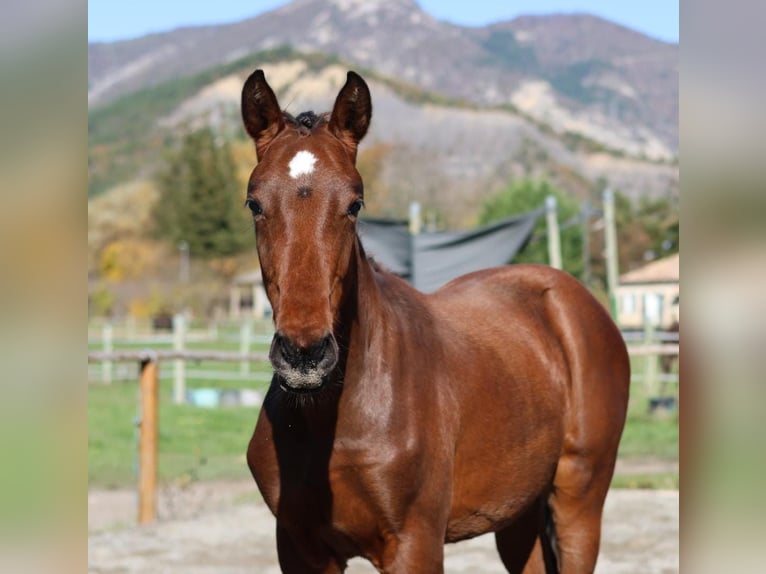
[408,201,422,235]
[173,314,186,404]
[178,240,189,283]
[408,201,422,290]
[603,189,619,319]
[240,320,252,377]
[582,199,592,288]
[643,318,659,398]
[138,358,159,525]
[545,195,562,270]
[229,285,239,319]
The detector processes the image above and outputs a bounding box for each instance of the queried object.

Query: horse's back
[432,263,629,415]
[432,264,627,371]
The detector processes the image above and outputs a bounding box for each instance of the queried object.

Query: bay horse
[242,69,630,573]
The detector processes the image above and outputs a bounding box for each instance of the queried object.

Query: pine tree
[153,128,248,258]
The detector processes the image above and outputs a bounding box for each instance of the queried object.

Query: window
[644,293,663,326]
[621,294,636,314]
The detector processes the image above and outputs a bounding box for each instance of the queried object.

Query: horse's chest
[276,447,412,554]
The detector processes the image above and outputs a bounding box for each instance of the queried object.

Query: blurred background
[27,0,766,572]
[83,2,684,571]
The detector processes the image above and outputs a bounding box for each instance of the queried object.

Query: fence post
[644,320,659,397]
[581,199,592,288]
[102,323,113,385]
[409,201,422,235]
[545,195,562,270]
[240,319,252,376]
[173,314,186,404]
[138,357,159,525]
[603,188,619,320]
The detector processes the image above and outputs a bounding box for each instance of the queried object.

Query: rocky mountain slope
[88,0,677,160]
[88,52,678,234]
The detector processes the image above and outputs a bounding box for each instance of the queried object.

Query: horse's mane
[366,256,387,274]
[283,110,331,134]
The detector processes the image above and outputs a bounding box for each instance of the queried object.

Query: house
[616,253,679,330]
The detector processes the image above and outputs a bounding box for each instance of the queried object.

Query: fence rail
[626,344,679,356]
[87,350,270,362]
[87,319,679,526]
[89,313,680,390]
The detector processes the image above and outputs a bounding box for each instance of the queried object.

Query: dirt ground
[88,477,678,573]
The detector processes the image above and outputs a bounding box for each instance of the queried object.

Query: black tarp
[358,208,543,293]
[356,218,411,279]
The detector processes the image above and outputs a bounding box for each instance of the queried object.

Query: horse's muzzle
[269,332,338,391]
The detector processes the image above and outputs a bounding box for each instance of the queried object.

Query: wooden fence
[88,316,275,402]
[87,321,678,526]
[87,349,269,524]
[89,316,679,386]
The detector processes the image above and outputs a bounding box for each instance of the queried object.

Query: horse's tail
[542,500,560,573]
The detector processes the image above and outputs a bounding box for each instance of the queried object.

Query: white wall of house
[616,282,679,329]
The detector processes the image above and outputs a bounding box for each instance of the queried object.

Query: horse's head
[241,69,372,393]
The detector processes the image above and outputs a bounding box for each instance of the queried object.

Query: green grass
[618,354,679,461]
[618,388,678,461]
[611,472,679,490]
[89,380,678,489]
[88,376,269,488]
[88,339,678,489]
[619,409,678,460]
[609,358,679,488]
[615,349,679,466]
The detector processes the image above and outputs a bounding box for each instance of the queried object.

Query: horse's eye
[347,199,364,218]
[245,199,264,216]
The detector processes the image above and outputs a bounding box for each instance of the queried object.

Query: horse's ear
[241,69,285,160]
[329,71,372,154]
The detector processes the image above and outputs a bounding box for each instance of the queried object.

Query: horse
[241,69,630,574]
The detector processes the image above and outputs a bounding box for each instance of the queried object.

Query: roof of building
[619,252,679,284]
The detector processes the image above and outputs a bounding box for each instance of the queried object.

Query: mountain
[88,0,677,160]
[88,51,678,235]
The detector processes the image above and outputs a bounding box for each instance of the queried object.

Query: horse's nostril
[317,334,338,370]
[271,333,337,373]
[308,336,329,363]
[278,334,295,361]
[271,333,297,368]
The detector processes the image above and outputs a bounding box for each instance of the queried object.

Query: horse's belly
[445,501,530,543]
[445,476,554,542]
[445,430,561,542]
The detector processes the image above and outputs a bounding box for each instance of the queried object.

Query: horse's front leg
[276,525,344,574]
[379,521,446,574]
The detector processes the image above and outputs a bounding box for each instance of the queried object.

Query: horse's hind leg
[495,498,557,574]
[547,454,614,573]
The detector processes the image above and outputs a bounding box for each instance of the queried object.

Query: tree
[356,143,395,218]
[478,179,584,278]
[153,128,249,259]
[612,192,679,274]
[587,186,679,290]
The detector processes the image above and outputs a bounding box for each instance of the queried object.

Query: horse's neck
[336,239,381,351]
[342,238,431,373]
[324,240,440,440]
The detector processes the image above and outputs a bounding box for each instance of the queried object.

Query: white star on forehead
[288,150,317,179]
